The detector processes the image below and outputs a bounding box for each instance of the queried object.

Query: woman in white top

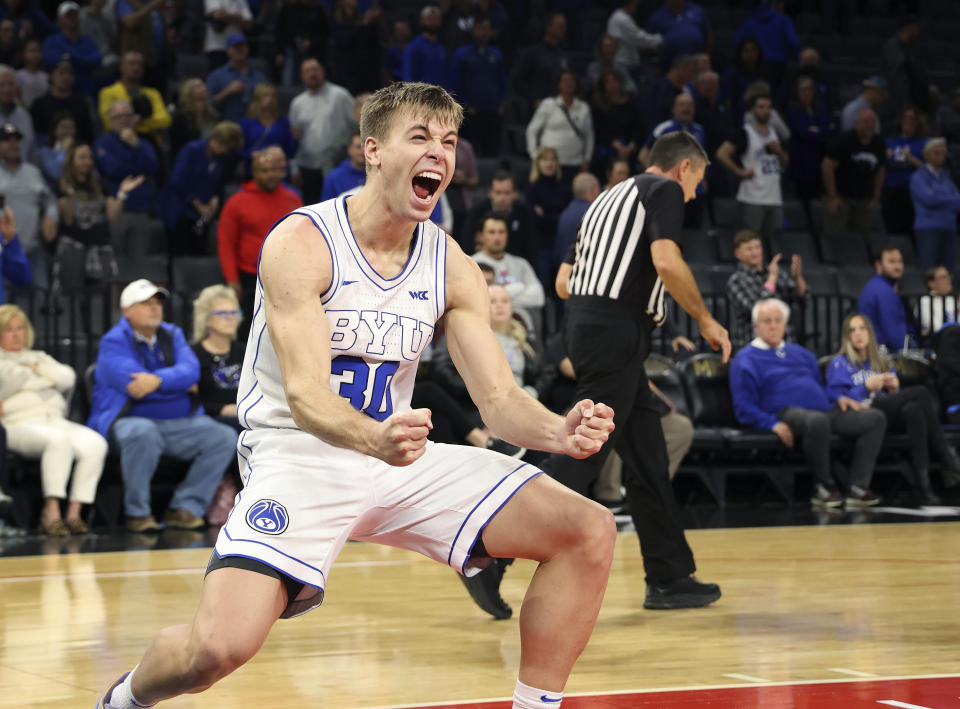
[0,305,107,535]
[525,70,594,182]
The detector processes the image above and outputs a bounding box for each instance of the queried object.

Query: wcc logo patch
[246,499,289,535]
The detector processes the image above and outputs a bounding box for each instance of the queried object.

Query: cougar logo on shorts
[246,499,289,535]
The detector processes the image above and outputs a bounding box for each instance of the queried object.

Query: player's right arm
[259,215,432,466]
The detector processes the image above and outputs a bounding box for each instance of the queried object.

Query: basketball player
[97,82,617,709]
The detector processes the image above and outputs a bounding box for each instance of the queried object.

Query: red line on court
[412,677,960,708]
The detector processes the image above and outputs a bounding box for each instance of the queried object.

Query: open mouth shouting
[412,170,442,203]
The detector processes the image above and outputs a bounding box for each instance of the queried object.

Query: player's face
[371,112,457,222]
[734,238,763,270]
[677,159,705,202]
[847,316,871,353]
[754,305,786,348]
[479,218,508,255]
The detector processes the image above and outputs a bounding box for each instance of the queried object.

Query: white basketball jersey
[736,122,782,206]
[236,196,447,432]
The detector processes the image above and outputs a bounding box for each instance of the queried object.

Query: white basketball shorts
[212,428,541,614]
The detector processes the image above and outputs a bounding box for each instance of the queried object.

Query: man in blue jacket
[320,132,365,202]
[94,100,159,214]
[730,299,886,508]
[87,279,237,532]
[42,1,101,97]
[0,205,32,303]
[859,244,914,352]
[910,137,960,270]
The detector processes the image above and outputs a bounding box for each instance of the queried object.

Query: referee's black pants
[547,301,696,584]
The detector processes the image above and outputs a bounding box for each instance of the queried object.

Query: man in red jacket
[217,146,303,339]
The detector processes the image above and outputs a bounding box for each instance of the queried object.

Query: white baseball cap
[57,1,80,17]
[120,279,169,308]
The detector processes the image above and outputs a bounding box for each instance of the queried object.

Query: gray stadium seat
[171,256,224,297]
[777,230,821,264]
[819,232,869,265]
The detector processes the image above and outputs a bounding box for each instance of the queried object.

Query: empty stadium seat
[819,232,869,265]
[171,256,224,298]
[711,198,739,229]
[682,229,718,264]
[777,230,820,264]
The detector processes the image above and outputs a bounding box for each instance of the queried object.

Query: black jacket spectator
[30,60,94,143]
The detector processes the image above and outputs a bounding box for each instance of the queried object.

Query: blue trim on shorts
[447,462,530,566]
[222,525,327,584]
[462,471,542,575]
[212,549,324,592]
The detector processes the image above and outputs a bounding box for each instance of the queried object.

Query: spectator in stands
[639,91,704,169]
[716,86,787,251]
[117,0,165,91]
[918,266,958,338]
[401,5,446,89]
[591,68,641,174]
[449,16,506,158]
[78,0,116,72]
[911,137,960,271]
[54,142,140,287]
[239,81,296,165]
[206,33,265,123]
[786,75,833,230]
[218,146,301,338]
[883,106,927,236]
[859,245,914,352]
[733,0,798,88]
[319,130,363,202]
[0,122,55,286]
[584,34,636,98]
[203,0,252,70]
[0,204,30,302]
[720,37,768,121]
[87,279,237,532]
[0,19,17,66]
[730,298,885,508]
[463,170,535,263]
[94,99,158,215]
[445,135,478,231]
[98,50,170,145]
[525,71,593,183]
[0,303,106,535]
[383,18,410,82]
[327,0,381,95]
[191,284,243,432]
[170,78,219,157]
[827,312,959,505]
[553,171,600,280]
[526,146,571,283]
[15,38,46,108]
[30,59,92,143]
[641,54,696,137]
[289,57,353,205]
[604,157,630,190]
[440,0,473,51]
[510,12,570,110]
[158,120,242,257]
[42,1,100,97]
[882,14,929,116]
[0,0,54,40]
[0,65,33,162]
[273,0,328,87]
[726,229,807,350]
[778,46,831,111]
[37,111,73,185]
[692,69,732,202]
[646,0,711,63]
[823,109,886,242]
[841,76,887,133]
[605,0,662,80]
[471,213,545,332]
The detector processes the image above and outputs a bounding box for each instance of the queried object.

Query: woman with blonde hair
[240,82,297,164]
[190,284,244,432]
[171,78,219,155]
[826,313,960,504]
[0,305,107,535]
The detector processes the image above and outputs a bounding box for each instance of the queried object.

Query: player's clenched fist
[561,399,615,459]
[373,408,433,466]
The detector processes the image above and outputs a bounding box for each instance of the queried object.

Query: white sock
[512,679,563,708]
[105,666,156,708]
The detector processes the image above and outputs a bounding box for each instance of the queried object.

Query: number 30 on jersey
[329,355,400,421]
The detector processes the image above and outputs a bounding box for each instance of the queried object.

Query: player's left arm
[443,238,614,458]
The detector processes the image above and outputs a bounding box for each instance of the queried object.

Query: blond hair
[177,78,218,125]
[489,284,534,357]
[839,313,890,373]
[247,82,277,121]
[530,146,559,183]
[359,82,463,164]
[192,285,241,342]
[209,121,244,152]
[0,304,34,349]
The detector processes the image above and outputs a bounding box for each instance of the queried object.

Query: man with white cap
[87,278,238,532]
[42,1,102,98]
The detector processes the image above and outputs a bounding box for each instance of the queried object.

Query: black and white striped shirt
[567,174,685,324]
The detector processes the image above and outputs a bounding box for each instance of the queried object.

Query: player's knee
[185,636,256,689]
[572,504,617,566]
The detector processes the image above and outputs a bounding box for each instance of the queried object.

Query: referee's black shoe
[460,557,513,620]
[644,576,721,610]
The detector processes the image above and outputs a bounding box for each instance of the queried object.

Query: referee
[554,131,730,609]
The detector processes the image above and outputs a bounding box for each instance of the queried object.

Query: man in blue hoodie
[859,245,915,352]
[320,132,365,202]
[730,298,886,507]
[87,279,237,532]
[733,0,800,84]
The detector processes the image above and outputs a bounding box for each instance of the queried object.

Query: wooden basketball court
[1,522,958,708]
